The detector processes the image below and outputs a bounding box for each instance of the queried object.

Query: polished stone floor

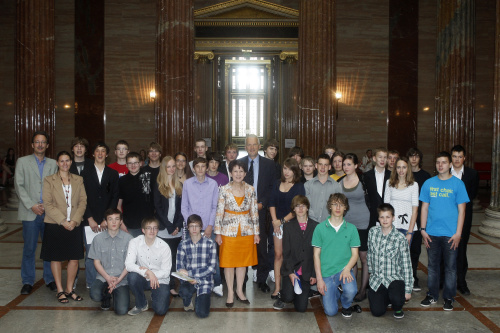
[0,202,499,332]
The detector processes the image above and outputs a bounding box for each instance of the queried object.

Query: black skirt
[40,223,85,261]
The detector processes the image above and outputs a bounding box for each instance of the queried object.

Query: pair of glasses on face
[331,203,345,208]
[127,162,140,166]
[144,227,158,231]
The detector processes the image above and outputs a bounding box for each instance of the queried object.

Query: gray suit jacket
[14,154,58,221]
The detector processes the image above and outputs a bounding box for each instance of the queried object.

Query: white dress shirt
[125,235,171,285]
[375,168,385,197]
[451,165,464,180]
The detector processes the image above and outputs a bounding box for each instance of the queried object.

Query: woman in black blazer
[153,156,184,296]
[273,195,318,312]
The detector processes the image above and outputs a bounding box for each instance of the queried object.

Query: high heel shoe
[226,301,234,308]
[236,294,250,305]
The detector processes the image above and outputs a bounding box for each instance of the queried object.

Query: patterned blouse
[214,182,259,237]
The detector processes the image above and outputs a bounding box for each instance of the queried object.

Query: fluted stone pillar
[155,0,194,156]
[297,0,336,158]
[479,1,500,238]
[16,0,56,158]
[434,0,475,165]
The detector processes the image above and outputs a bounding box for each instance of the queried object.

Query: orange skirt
[219,225,257,268]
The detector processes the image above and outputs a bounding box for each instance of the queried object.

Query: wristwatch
[419,227,426,231]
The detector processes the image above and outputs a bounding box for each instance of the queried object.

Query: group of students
[14,130,478,320]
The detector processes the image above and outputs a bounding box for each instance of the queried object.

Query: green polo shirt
[311,218,360,277]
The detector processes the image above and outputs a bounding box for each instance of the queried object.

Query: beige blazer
[42,173,87,226]
[214,182,259,237]
[14,154,58,221]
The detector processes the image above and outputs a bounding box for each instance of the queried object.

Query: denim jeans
[207,231,221,287]
[22,215,54,285]
[179,281,211,318]
[128,272,170,315]
[322,269,357,316]
[83,232,96,288]
[90,279,130,315]
[427,235,458,301]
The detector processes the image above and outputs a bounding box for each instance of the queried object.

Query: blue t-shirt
[419,175,469,237]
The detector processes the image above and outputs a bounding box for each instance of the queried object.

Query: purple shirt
[206,172,229,187]
[181,176,219,230]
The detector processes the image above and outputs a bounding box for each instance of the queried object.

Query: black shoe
[271,292,280,300]
[308,289,321,299]
[225,302,234,308]
[258,282,270,293]
[101,293,111,311]
[236,294,250,305]
[273,298,285,310]
[412,281,421,292]
[393,310,404,319]
[341,307,352,318]
[21,284,33,295]
[101,283,111,310]
[443,298,454,311]
[46,281,57,292]
[458,286,470,296]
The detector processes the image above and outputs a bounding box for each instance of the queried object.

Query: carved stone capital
[279,51,298,63]
[194,51,215,63]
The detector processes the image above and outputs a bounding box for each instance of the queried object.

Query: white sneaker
[269,270,275,283]
[253,269,257,283]
[184,302,194,312]
[213,284,223,297]
[128,302,148,316]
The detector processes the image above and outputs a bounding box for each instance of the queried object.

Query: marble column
[434,0,475,166]
[155,0,194,157]
[16,0,56,158]
[194,52,214,148]
[297,0,336,158]
[479,1,500,238]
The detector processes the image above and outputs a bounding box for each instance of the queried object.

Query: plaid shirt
[367,226,414,294]
[176,236,217,296]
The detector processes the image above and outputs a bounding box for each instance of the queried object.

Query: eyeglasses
[144,226,158,231]
[127,162,140,166]
[331,203,345,208]
[295,204,307,209]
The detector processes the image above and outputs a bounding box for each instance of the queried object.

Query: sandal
[66,291,83,301]
[57,291,69,303]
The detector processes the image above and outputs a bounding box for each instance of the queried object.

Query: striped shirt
[176,236,217,296]
[367,226,414,294]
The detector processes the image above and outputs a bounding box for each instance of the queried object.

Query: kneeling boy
[312,193,360,317]
[125,217,171,316]
[367,204,413,319]
[89,208,133,315]
[177,214,217,318]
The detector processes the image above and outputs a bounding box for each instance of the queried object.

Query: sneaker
[387,303,392,308]
[253,269,257,283]
[213,284,223,297]
[273,298,285,310]
[184,302,194,312]
[420,295,437,307]
[413,281,421,292]
[308,289,321,299]
[393,310,404,319]
[443,299,454,311]
[128,302,148,315]
[101,293,111,311]
[341,307,352,318]
[269,270,275,283]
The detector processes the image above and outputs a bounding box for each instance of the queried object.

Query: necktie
[247,159,254,186]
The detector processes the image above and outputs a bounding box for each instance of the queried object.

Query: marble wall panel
[475,0,495,163]
[336,0,390,158]
[104,0,156,154]
[417,0,437,173]
[54,0,75,154]
[0,1,15,157]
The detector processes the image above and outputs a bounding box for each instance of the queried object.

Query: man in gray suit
[15,131,58,294]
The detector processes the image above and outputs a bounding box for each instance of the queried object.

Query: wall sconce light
[150,90,156,99]
[335,92,342,120]
[335,92,342,100]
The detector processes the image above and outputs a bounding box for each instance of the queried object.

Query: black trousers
[255,211,273,283]
[281,274,311,313]
[410,230,422,283]
[456,218,472,288]
[368,280,405,317]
